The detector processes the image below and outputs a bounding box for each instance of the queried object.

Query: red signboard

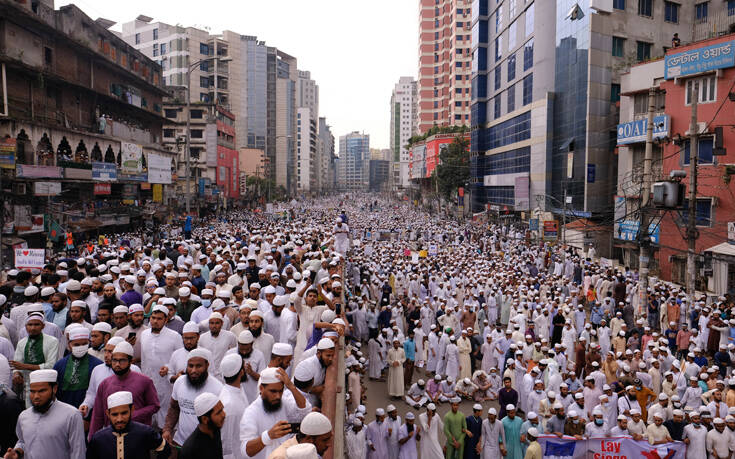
[94,183,111,195]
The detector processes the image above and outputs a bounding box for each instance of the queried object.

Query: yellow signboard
[152,184,163,202]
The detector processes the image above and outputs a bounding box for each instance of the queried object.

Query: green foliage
[406,124,468,148]
[436,136,470,199]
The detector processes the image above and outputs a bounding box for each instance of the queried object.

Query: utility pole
[562,185,567,246]
[638,87,657,312]
[686,86,699,298]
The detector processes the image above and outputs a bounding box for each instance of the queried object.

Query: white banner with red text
[537,435,686,459]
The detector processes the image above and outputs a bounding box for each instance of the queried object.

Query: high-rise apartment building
[297,70,319,119]
[417,0,472,134]
[318,118,335,193]
[297,107,318,192]
[337,132,370,190]
[390,77,417,189]
[469,0,706,219]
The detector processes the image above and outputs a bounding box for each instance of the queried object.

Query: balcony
[693,9,735,41]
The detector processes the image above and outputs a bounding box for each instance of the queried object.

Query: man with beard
[98,283,123,312]
[166,321,201,384]
[52,327,103,407]
[264,294,287,342]
[80,277,100,321]
[141,305,183,427]
[269,343,294,374]
[219,353,249,459]
[198,312,237,380]
[296,338,335,407]
[89,322,112,360]
[89,341,160,438]
[114,304,149,365]
[240,367,311,459]
[227,330,266,402]
[11,312,59,406]
[120,275,143,307]
[179,393,226,459]
[249,310,275,362]
[266,412,333,459]
[163,348,223,449]
[4,369,85,459]
[87,391,170,459]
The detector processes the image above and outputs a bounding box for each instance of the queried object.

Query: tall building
[469,0,704,219]
[296,107,318,192]
[390,77,417,189]
[297,70,319,118]
[417,0,472,134]
[318,118,335,193]
[337,132,370,190]
[275,51,298,194]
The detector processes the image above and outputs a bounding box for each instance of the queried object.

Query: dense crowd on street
[4,193,735,459]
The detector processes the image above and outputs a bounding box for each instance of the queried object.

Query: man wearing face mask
[683,411,707,458]
[5,369,85,459]
[584,407,609,438]
[52,326,102,408]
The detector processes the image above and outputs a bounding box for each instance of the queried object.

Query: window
[135,33,140,45]
[524,38,534,70]
[44,47,52,66]
[152,44,159,57]
[200,76,209,87]
[729,0,735,16]
[163,129,175,138]
[164,109,177,119]
[508,53,516,81]
[612,36,625,57]
[507,84,516,112]
[636,41,652,61]
[509,21,517,50]
[495,66,501,90]
[695,2,708,21]
[190,130,203,139]
[523,74,533,105]
[664,1,679,23]
[160,43,167,55]
[638,0,652,17]
[153,28,158,40]
[494,96,501,119]
[614,0,625,9]
[200,43,209,55]
[496,8,503,33]
[456,61,463,68]
[611,83,621,103]
[495,36,503,62]
[686,75,717,105]
[680,198,713,227]
[683,137,714,165]
[200,60,209,71]
[525,3,534,37]
[509,0,517,17]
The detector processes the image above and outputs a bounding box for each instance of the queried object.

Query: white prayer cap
[553,402,563,409]
[69,327,90,341]
[527,411,538,419]
[81,277,93,286]
[209,312,224,322]
[93,322,112,334]
[113,342,134,357]
[183,321,200,334]
[113,305,129,315]
[218,290,231,299]
[211,300,226,311]
[300,412,332,435]
[568,410,578,417]
[263,285,276,294]
[107,337,124,347]
[353,419,363,427]
[506,404,516,411]
[317,338,335,350]
[321,309,337,323]
[272,343,293,356]
[427,403,436,411]
[405,412,415,420]
[659,393,669,400]
[450,397,461,404]
[107,391,133,409]
[714,417,726,425]
[194,392,220,417]
[201,289,214,296]
[630,408,641,415]
[273,295,288,306]
[128,304,144,314]
[188,348,212,363]
[488,407,497,415]
[527,427,539,438]
[249,310,264,319]
[179,287,191,297]
[592,407,603,416]
[286,443,318,459]
[24,285,39,296]
[259,367,281,386]
[29,369,57,384]
[25,312,44,325]
[40,287,55,297]
[152,304,169,315]
[470,403,482,411]
[386,404,397,412]
[238,330,254,344]
[220,353,243,378]
[71,300,87,309]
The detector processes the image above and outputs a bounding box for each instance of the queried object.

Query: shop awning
[705,242,735,257]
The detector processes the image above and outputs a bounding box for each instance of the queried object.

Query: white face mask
[72,344,89,358]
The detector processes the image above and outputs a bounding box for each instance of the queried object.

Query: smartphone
[128,332,136,339]
[335,303,342,315]
[289,422,301,433]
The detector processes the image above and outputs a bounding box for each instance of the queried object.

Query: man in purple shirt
[120,275,143,307]
[89,341,160,439]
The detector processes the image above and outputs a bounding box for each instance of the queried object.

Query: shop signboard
[33,182,61,196]
[92,162,117,181]
[0,137,16,169]
[94,183,111,195]
[665,39,735,79]
[15,164,62,178]
[120,142,143,174]
[543,220,559,240]
[147,153,172,184]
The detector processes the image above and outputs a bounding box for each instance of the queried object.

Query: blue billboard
[617,115,669,145]
[665,40,735,79]
[615,220,660,244]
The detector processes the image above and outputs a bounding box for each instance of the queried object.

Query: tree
[436,136,470,199]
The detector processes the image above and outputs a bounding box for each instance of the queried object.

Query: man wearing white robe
[198,312,237,379]
[140,305,182,427]
[387,339,406,397]
[346,419,367,459]
[368,337,383,379]
[444,336,460,381]
[480,407,506,459]
[226,330,267,403]
[419,404,444,459]
[219,353,249,459]
[366,408,390,459]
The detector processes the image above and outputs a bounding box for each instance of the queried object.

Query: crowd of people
[0,202,351,459]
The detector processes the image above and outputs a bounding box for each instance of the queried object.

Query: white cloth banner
[537,435,687,459]
[147,152,172,184]
[14,248,45,269]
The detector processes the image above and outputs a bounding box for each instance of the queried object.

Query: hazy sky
[58,0,418,149]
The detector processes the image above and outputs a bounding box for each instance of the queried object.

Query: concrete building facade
[318,117,335,193]
[390,76,417,189]
[337,132,370,191]
[296,107,318,192]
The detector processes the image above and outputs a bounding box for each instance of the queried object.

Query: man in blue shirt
[403,330,416,390]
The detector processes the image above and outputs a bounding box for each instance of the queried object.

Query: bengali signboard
[615,220,660,244]
[92,162,117,181]
[537,435,686,459]
[147,153,172,184]
[94,183,111,195]
[14,248,45,269]
[33,182,61,196]
[120,142,143,174]
[665,39,735,79]
[15,164,62,179]
[617,115,670,145]
[0,137,16,169]
[543,220,559,240]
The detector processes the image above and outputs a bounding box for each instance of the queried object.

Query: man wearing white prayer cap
[366,407,390,459]
[197,311,236,379]
[346,415,367,459]
[239,366,311,459]
[248,309,275,363]
[269,342,294,373]
[294,337,336,407]
[164,321,201,388]
[10,369,85,459]
[179,392,226,458]
[113,303,148,362]
[87,391,170,458]
[481,407,505,458]
[267,411,333,459]
[140,302,183,427]
[163,348,223,447]
[89,321,112,360]
[227,329,267,403]
[13,311,59,406]
[52,325,103,408]
[285,443,318,459]
[219,353,249,459]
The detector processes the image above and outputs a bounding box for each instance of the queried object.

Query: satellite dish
[566,3,584,20]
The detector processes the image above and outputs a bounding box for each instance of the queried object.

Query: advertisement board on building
[33,182,61,196]
[529,218,539,231]
[152,184,163,202]
[14,248,45,269]
[543,220,559,240]
[17,214,44,235]
[94,183,111,195]
[615,220,660,244]
[617,115,670,145]
[15,164,62,179]
[514,176,529,211]
[92,162,117,181]
[120,142,143,174]
[147,153,172,184]
[665,39,735,79]
[0,137,16,169]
